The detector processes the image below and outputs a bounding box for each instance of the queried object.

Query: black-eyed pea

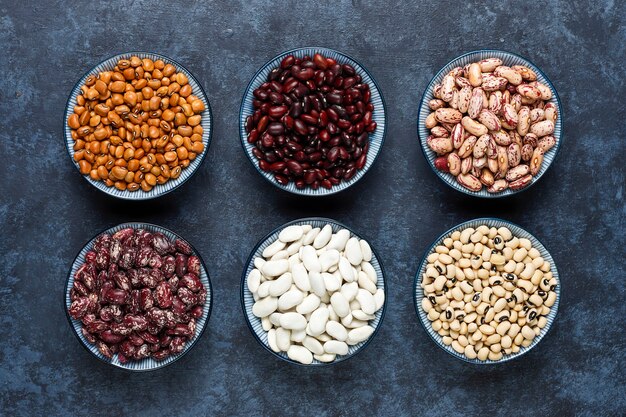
[531,256,544,268]
[520,338,532,348]
[544,292,557,307]
[537,316,547,329]
[435,244,450,254]
[449,249,462,260]
[505,237,520,249]
[442,336,453,346]
[513,247,528,262]
[427,253,439,264]
[492,285,506,299]
[432,320,442,331]
[446,264,456,279]
[461,243,474,254]
[531,270,543,286]
[504,260,517,273]
[503,247,514,260]
[481,288,493,303]
[450,320,461,332]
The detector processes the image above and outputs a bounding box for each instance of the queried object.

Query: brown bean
[78,160,92,174]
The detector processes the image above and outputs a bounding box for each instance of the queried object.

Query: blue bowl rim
[64,222,214,372]
[240,216,388,367]
[417,49,564,198]
[412,217,561,364]
[63,51,214,201]
[238,46,388,197]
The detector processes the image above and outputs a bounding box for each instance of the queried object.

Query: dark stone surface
[0,1,624,416]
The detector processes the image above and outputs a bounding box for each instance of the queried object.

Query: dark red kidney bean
[342,64,355,76]
[337,119,351,130]
[258,160,270,172]
[247,129,258,144]
[286,160,303,176]
[282,115,294,130]
[267,122,284,136]
[270,161,286,172]
[293,119,308,136]
[351,113,362,123]
[300,114,317,125]
[294,151,307,162]
[309,151,322,162]
[289,102,302,118]
[339,147,350,160]
[326,107,339,122]
[333,77,344,89]
[281,55,295,69]
[321,179,332,189]
[314,70,325,86]
[343,77,356,89]
[313,53,328,69]
[257,115,269,133]
[269,105,288,119]
[354,121,364,134]
[274,174,288,185]
[319,130,330,142]
[282,78,299,93]
[327,122,338,135]
[327,146,340,162]
[326,92,342,104]
[261,134,274,148]
[304,170,317,184]
[253,89,268,100]
[260,102,271,115]
[344,167,356,180]
[363,111,372,125]
[252,148,263,159]
[366,121,377,132]
[356,153,367,169]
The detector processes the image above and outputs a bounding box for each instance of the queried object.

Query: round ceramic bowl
[413,218,560,364]
[241,217,387,366]
[64,52,213,200]
[239,47,387,196]
[65,222,213,371]
[417,50,563,198]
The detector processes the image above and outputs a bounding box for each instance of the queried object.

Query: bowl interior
[241,217,387,365]
[64,52,212,200]
[65,222,212,371]
[418,50,563,198]
[239,47,387,196]
[413,218,560,364]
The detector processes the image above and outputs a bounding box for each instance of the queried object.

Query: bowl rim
[238,46,387,197]
[417,48,564,198]
[240,216,388,367]
[412,217,560,364]
[63,51,214,201]
[64,222,214,372]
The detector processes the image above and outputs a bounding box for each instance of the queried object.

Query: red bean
[247,53,377,189]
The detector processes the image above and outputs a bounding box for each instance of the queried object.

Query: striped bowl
[413,218,560,364]
[239,47,387,196]
[64,52,213,200]
[241,217,387,366]
[417,50,563,197]
[65,223,213,371]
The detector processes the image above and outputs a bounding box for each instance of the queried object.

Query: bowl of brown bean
[414,218,560,364]
[64,52,212,200]
[65,222,213,371]
[418,50,562,197]
[240,47,386,196]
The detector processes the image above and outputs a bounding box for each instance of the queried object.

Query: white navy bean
[287,345,313,364]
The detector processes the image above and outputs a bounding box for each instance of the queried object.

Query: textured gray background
[0,1,624,416]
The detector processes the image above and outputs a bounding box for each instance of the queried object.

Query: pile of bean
[67,56,205,192]
[68,227,206,363]
[425,58,558,192]
[420,225,557,361]
[247,224,384,364]
[245,53,377,190]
